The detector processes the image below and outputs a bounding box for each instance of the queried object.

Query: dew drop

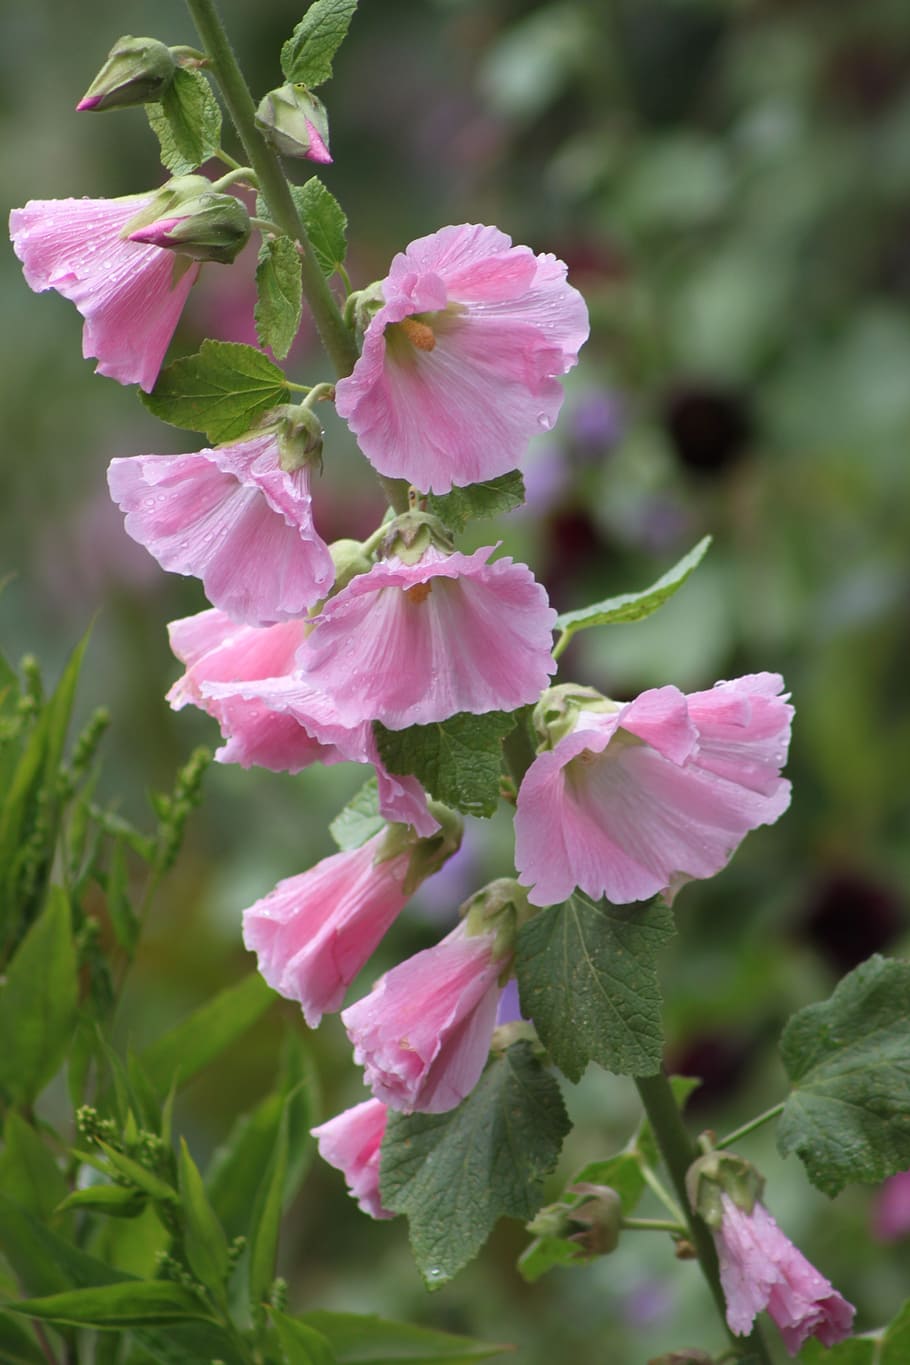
[425,1266,445,1284]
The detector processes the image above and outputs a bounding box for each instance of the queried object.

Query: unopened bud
[685,1148,765,1231]
[255,84,332,163]
[78,36,176,112]
[527,1184,623,1258]
[126,176,251,265]
[276,403,324,472]
[532,684,620,750]
[329,539,373,594]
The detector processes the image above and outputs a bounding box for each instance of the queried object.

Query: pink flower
[9,194,199,391]
[302,543,557,729]
[872,1170,910,1242]
[108,429,334,626]
[341,919,506,1113]
[515,674,793,907]
[311,1099,393,1219]
[242,830,415,1027]
[716,1194,854,1355]
[335,223,589,493]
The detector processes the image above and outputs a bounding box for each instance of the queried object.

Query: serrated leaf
[291,178,348,279]
[145,67,222,175]
[139,969,274,1099]
[380,1042,570,1287]
[329,777,383,851]
[9,1281,216,1329]
[141,340,291,445]
[777,955,910,1196]
[248,1104,288,1308]
[374,711,517,818]
[255,235,303,359]
[554,536,712,649]
[271,1310,337,1365]
[297,1310,506,1364]
[281,0,359,87]
[178,1138,230,1303]
[0,888,78,1105]
[800,1337,876,1365]
[515,892,674,1082]
[427,472,526,533]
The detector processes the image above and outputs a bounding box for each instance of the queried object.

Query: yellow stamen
[404,582,433,604]
[399,316,436,351]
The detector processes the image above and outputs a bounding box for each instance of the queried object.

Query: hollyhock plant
[515,674,793,907]
[302,541,557,729]
[334,223,589,493]
[9,193,199,391]
[311,1099,393,1220]
[107,425,334,626]
[715,1194,854,1354]
[342,917,508,1114]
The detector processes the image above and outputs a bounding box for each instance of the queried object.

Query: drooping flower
[9,193,199,391]
[311,1099,393,1219]
[302,542,557,729]
[515,674,793,907]
[335,223,589,493]
[715,1194,854,1354]
[342,917,507,1114]
[108,426,334,626]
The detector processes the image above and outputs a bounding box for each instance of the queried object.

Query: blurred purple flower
[872,1170,910,1242]
[570,390,624,458]
[495,976,524,1026]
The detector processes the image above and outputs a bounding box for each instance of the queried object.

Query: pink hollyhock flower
[335,223,589,493]
[515,674,793,907]
[716,1194,854,1354]
[242,829,415,1027]
[108,428,334,626]
[311,1099,393,1219]
[342,919,506,1113]
[9,194,199,391]
[302,543,557,729]
[872,1170,910,1242]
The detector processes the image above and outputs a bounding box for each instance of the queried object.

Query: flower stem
[634,1070,777,1362]
[716,1102,785,1150]
[622,1216,686,1234]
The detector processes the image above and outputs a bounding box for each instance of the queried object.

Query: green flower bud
[685,1148,765,1230]
[275,403,324,472]
[255,83,332,163]
[124,175,251,265]
[77,36,176,112]
[532,683,620,750]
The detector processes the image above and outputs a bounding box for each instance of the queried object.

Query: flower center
[404,582,433,604]
[396,316,436,351]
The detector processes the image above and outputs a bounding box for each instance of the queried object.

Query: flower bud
[460,878,534,958]
[125,176,251,265]
[77,36,176,112]
[255,84,332,163]
[276,403,324,472]
[532,683,620,750]
[685,1149,765,1231]
[527,1183,623,1257]
[328,539,373,594]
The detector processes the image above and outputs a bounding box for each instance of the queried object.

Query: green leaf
[9,1281,216,1329]
[883,1300,910,1365]
[271,1310,337,1365]
[296,1311,506,1364]
[554,536,712,647]
[281,0,359,87]
[130,1323,249,1365]
[248,1104,288,1308]
[374,711,517,818]
[106,838,139,954]
[178,1138,230,1302]
[800,1338,876,1365]
[777,955,910,1195]
[291,178,348,279]
[0,1192,132,1297]
[0,888,78,1105]
[56,1184,147,1218]
[381,1042,570,1286]
[145,67,222,175]
[515,892,674,1082]
[0,1111,68,1221]
[255,235,303,360]
[329,777,383,851]
[427,472,526,533]
[0,1313,46,1365]
[139,969,274,1099]
[96,1142,177,1204]
[141,340,291,445]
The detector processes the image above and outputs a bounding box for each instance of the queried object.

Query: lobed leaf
[141,340,291,445]
[374,711,517,818]
[255,235,304,359]
[145,67,222,175]
[292,178,348,279]
[427,472,526,533]
[281,0,359,87]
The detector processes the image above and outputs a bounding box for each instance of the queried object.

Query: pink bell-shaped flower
[9,193,199,391]
[335,223,589,493]
[515,674,793,907]
[311,1099,393,1219]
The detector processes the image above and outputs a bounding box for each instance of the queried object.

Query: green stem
[716,1102,785,1150]
[634,1070,776,1363]
[639,1161,686,1224]
[622,1216,685,1234]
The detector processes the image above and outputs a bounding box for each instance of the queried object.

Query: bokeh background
[3,0,910,1360]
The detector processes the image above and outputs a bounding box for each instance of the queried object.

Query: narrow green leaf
[106,837,139,954]
[146,67,222,175]
[427,472,526,533]
[131,1322,249,1365]
[292,179,348,279]
[298,1309,507,1364]
[381,1043,570,1286]
[271,1310,337,1365]
[554,536,712,644]
[9,1281,216,1329]
[141,340,291,445]
[255,235,303,359]
[56,1184,147,1218]
[0,888,78,1105]
[374,711,517,818]
[178,1138,230,1301]
[96,1142,177,1204]
[248,1105,289,1307]
[0,1111,68,1221]
[0,1192,132,1297]
[281,0,359,87]
[0,1313,46,1365]
[777,955,910,1195]
[139,970,274,1099]
[329,777,382,851]
[515,892,674,1082]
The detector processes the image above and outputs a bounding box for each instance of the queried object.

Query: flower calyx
[527,1182,623,1257]
[77,35,177,112]
[532,683,620,750]
[460,878,533,961]
[685,1147,765,1231]
[273,400,327,473]
[255,84,332,163]
[375,804,464,896]
[377,509,455,565]
[124,175,251,264]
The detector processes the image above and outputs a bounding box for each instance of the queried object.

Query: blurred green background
[2,0,909,1359]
